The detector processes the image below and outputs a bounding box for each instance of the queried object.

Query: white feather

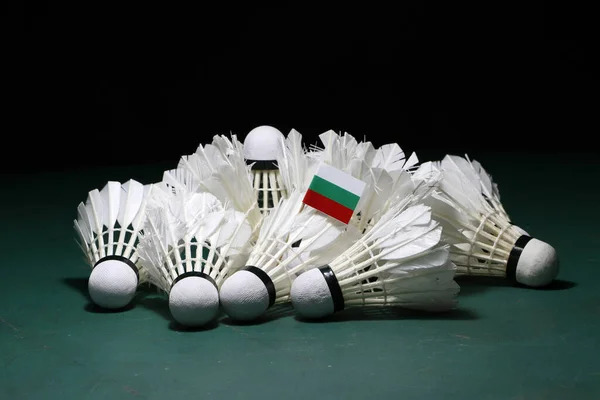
[411,162,442,191]
[290,208,346,254]
[74,180,152,273]
[367,203,432,243]
[255,190,305,245]
[470,158,501,201]
[404,152,420,170]
[439,155,490,213]
[350,142,377,180]
[162,168,200,194]
[371,143,409,180]
[388,170,416,205]
[304,198,458,313]
[100,182,120,230]
[317,130,362,174]
[380,224,442,260]
[353,167,394,227]
[118,180,146,228]
[211,208,253,252]
[388,248,450,272]
[276,129,318,193]
[137,188,253,291]
[178,134,262,232]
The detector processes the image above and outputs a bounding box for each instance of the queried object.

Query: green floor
[1,152,598,399]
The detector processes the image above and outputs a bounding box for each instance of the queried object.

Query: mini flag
[302,163,366,224]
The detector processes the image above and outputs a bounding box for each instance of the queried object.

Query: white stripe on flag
[316,163,366,196]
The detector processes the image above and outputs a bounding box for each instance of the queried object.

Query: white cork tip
[219,270,271,321]
[169,276,220,327]
[243,125,284,161]
[516,238,559,287]
[290,268,335,319]
[88,259,138,309]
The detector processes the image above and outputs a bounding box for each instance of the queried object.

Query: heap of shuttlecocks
[74,125,559,328]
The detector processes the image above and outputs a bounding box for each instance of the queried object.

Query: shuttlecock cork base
[506,234,559,288]
[88,255,139,310]
[219,267,276,321]
[168,271,220,328]
[243,125,284,164]
[290,266,345,320]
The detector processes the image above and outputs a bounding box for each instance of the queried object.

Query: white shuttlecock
[178,133,263,234]
[423,155,559,287]
[219,188,359,321]
[220,130,379,321]
[137,186,254,327]
[243,125,288,213]
[74,180,154,309]
[291,199,460,319]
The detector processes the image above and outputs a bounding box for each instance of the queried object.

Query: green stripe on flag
[308,175,361,210]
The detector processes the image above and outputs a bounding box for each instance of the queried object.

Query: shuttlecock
[291,197,460,319]
[243,125,288,213]
[74,180,154,309]
[177,133,263,234]
[137,185,254,327]
[422,155,559,287]
[219,188,358,321]
[219,130,384,321]
[220,129,429,321]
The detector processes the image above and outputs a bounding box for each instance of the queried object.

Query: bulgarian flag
[302,163,366,224]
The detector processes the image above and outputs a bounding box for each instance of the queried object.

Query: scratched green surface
[1,152,599,400]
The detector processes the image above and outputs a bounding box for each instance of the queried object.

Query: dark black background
[7,3,598,173]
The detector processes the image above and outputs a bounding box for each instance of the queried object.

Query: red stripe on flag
[303,189,354,224]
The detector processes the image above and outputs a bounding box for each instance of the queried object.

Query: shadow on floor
[136,293,171,321]
[83,301,136,313]
[61,278,160,314]
[168,319,220,332]
[62,277,124,313]
[219,303,296,326]
[455,275,577,296]
[294,306,479,324]
[61,277,90,299]
[529,279,577,291]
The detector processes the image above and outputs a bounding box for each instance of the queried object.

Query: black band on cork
[506,235,533,282]
[94,255,139,281]
[244,266,276,307]
[172,271,217,289]
[319,265,345,312]
[246,159,278,170]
